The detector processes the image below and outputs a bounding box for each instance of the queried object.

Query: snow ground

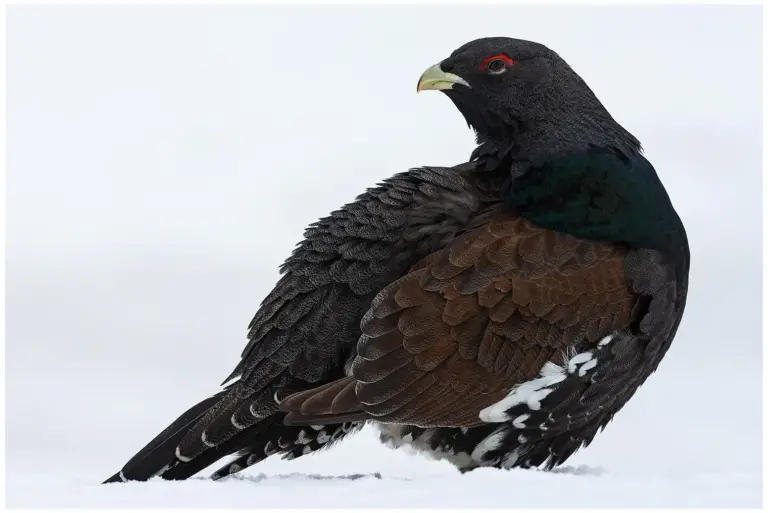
[7,451,763,509]
[5,4,763,509]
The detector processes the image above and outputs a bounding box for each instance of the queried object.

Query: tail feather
[104,380,363,483]
[171,365,289,462]
[160,416,280,480]
[209,420,362,480]
[103,391,227,483]
[175,375,290,463]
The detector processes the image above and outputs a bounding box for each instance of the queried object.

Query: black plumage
[105,37,688,482]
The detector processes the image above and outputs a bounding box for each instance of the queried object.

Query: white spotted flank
[479,361,567,422]
[479,342,610,423]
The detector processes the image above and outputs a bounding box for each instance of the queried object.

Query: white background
[6,4,762,508]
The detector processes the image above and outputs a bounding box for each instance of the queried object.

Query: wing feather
[279,205,638,428]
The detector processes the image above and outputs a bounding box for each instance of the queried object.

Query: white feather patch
[479,339,611,423]
[479,361,567,422]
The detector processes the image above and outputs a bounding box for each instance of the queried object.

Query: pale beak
[416,63,471,92]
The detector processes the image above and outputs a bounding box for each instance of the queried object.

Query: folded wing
[279,205,639,428]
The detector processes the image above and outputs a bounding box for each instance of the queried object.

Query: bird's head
[417,37,640,162]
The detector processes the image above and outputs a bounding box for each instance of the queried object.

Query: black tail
[103,391,227,483]
[103,388,362,483]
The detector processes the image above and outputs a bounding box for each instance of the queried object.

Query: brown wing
[279,205,638,428]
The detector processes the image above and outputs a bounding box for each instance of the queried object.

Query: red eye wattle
[481,54,516,71]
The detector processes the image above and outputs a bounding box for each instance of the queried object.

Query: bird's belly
[376,422,511,471]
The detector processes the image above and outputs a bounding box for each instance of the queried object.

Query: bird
[104,37,689,483]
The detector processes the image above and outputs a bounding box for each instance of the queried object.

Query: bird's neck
[497,145,688,259]
[471,108,642,169]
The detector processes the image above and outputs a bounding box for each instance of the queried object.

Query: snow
[5,4,763,509]
[8,455,763,509]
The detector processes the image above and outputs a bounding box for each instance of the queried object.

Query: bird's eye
[481,54,515,75]
[487,59,507,73]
